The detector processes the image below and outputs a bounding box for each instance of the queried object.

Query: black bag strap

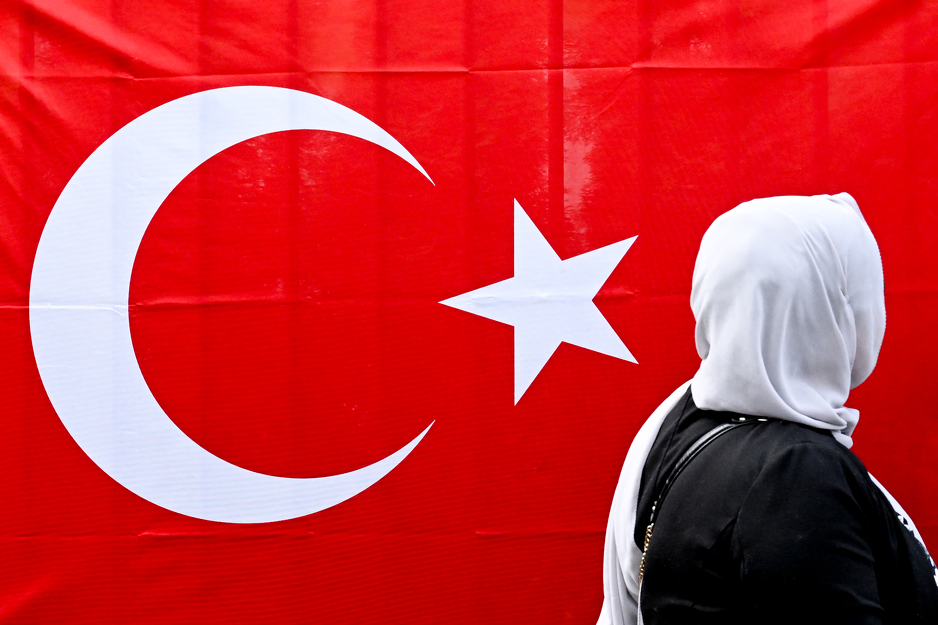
[638,418,757,584]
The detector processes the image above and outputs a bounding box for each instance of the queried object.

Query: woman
[598,194,938,624]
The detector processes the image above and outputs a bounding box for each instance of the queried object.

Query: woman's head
[690,193,885,447]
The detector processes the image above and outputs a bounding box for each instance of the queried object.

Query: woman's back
[637,388,938,624]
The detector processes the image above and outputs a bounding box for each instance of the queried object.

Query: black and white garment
[597,194,937,624]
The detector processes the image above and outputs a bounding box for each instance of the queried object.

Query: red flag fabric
[1,0,937,622]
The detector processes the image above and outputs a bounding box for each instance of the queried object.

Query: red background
[1,0,937,622]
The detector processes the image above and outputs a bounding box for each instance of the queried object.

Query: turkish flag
[1,0,937,623]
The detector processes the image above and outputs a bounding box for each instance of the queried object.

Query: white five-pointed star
[441,199,637,403]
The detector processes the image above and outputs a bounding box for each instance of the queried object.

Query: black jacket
[636,388,938,624]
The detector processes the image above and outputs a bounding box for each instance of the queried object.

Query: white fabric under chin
[598,382,690,625]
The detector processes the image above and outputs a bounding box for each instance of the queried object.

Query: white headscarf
[691,192,885,447]
[597,194,911,625]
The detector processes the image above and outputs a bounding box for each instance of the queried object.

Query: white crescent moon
[29,86,434,524]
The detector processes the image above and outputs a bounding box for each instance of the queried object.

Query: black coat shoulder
[636,388,938,625]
